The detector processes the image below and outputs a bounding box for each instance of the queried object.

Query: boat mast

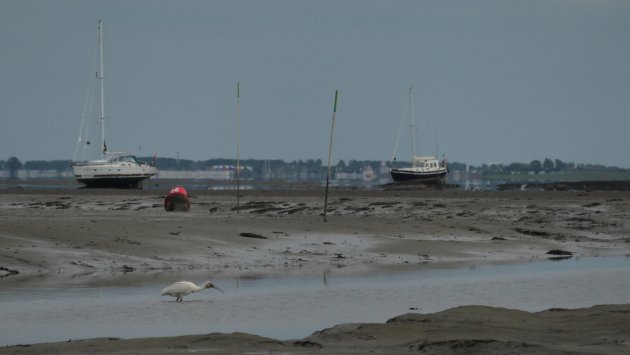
[236,82,241,213]
[409,87,415,161]
[98,19,106,158]
[391,87,411,164]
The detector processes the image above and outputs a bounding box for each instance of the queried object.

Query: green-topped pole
[324,90,339,222]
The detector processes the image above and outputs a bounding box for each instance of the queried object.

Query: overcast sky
[1,0,629,167]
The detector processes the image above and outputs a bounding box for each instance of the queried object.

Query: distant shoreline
[497,180,630,191]
[4,176,630,192]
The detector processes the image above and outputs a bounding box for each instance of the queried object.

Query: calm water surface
[1,256,629,346]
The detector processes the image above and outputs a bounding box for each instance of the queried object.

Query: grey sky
[1,0,629,167]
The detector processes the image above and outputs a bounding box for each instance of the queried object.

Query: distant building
[155,165,252,180]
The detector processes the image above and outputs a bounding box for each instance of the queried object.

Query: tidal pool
[1,256,629,346]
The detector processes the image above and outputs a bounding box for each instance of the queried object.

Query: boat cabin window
[110,155,139,164]
[121,156,139,163]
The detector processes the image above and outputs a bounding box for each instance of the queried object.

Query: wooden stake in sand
[324,90,339,222]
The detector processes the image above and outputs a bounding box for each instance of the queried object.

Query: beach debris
[368,201,400,209]
[344,206,371,213]
[566,216,601,230]
[232,200,312,215]
[114,237,141,245]
[582,202,602,208]
[120,265,135,273]
[26,200,73,209]
[414,339,501,352]
[239,232,267,239]
[233,201,276,212]
[281,206,310,214]
[164,186,191,212]
[69,261,95,268]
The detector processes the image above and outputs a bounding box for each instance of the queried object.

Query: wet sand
[1,187,630,353]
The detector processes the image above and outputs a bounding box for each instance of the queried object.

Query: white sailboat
[72,20,157,188]
[390,87,448,184]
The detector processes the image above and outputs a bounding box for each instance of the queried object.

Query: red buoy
[164,186,191,212]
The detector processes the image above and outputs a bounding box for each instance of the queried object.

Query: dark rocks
[0,266,19,278]
[514,228,551,237]
[293,340,322,349]
[239,232,267,239]
[546,249,573,256]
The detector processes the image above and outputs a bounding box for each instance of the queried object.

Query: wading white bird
[161,280,224,302]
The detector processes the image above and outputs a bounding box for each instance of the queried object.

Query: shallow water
[1,256,630,346]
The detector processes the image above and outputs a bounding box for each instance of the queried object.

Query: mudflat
[1,187,629,354]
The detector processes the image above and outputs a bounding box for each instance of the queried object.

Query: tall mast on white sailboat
[98,19,106,158]
[435,132,439,158]
[391,87,413,164]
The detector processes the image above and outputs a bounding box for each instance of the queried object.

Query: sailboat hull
[72,158,157,188]
[76,175,152,188]
[390,167,448,184]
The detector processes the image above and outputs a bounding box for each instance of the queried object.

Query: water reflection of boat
[71,20,156,188]
[390,87,448,184]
